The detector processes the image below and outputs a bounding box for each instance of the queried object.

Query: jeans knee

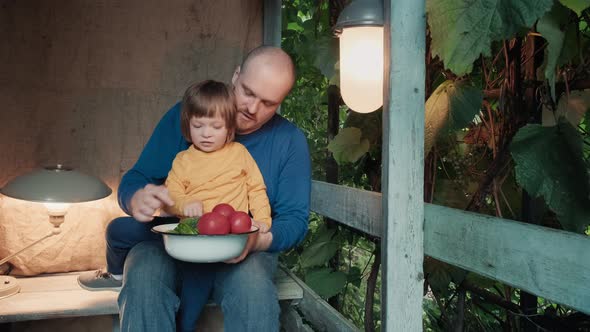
[106,216,132,244]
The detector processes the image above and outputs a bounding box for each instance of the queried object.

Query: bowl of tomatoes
[151,203,258,263]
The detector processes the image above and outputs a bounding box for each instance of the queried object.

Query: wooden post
[263,0,281,47]
[381,0,425,330]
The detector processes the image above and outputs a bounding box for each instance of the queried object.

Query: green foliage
[300,226,341,268]
[538,3,576,100]
[510,121,590,232]
[305,267,348,298]
[327,127,370,164]
[559,0,590,15]
[343,110,383,155]
[425,80,483,152]
[282,0,590,330]
[427,0,553,75]
[424,258,468,296]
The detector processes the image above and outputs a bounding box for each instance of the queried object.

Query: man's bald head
[231,46,296,134]
[239,46,296,90]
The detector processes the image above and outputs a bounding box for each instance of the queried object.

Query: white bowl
[151,223,258,263]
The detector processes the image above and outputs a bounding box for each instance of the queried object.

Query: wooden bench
[0,268,304,331]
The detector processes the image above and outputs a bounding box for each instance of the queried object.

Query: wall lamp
[0,165,111,298]
[334,0,384,114]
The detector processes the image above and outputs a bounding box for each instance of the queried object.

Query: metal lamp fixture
[334,0,384,113]
[0,164,112,299]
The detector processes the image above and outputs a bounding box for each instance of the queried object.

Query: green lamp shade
[334,0,384,33]
[1,165,112,203]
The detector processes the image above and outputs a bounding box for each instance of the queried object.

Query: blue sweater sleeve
[267,128,312,252]
[118,103,188,215]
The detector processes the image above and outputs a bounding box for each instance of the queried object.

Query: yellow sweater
[164,142,272,227]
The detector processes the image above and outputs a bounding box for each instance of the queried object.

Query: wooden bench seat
[0,268,303,324]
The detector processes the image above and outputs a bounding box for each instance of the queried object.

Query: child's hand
[253,220,270,233]
[183,201,203,218]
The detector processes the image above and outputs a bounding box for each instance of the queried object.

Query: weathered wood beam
[382,0,426,330]
[425,204,590,315]
[263,0,281,47]
[310,181,590,314]
[311,181,382,238]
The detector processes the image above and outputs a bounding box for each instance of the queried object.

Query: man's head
[232,46,295,135]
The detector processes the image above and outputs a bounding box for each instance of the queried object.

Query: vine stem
[364,245,380,332]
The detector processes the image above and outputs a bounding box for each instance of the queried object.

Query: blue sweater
[118,103,311,252]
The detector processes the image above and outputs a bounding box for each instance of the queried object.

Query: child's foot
[77,269,123,291]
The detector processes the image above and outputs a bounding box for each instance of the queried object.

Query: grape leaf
[305,268,348,298]
[327,127,370,164]
[510,122,590,233]
[427,0,553,75]
[425,80,483,152]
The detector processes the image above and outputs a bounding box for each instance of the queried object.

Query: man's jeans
[106,216,280,332]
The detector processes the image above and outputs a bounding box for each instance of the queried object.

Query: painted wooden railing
[310,180,590,315]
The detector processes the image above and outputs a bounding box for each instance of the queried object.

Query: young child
[164,80,272,227]
[80,80,272,332]
[167,80,273,331]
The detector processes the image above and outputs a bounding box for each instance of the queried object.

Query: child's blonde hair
[180,80,236,143]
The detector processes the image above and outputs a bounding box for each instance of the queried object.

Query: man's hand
[183,201,203,218]
[129,184,174,222]
[224,220,272,264]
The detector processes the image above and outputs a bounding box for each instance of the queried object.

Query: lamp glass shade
[0,165,112,204]
[339,26,384,113]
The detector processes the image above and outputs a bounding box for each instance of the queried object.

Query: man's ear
[231,66,241,85]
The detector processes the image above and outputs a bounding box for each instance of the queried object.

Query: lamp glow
[0,165,111,299]
[44,202,71,216]
[340,26,384,113]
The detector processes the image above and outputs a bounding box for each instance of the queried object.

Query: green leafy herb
[171,217,200,234]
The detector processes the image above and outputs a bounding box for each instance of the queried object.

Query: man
[80,46,311,331]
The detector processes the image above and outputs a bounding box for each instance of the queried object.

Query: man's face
[232,63,292,135]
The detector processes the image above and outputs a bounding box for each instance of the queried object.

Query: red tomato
[212,203,235,218]
[197,212,230,235]
[229,211,252,234]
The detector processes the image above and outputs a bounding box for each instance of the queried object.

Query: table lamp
[0,164,112,299]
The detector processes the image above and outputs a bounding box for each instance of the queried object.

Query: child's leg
[177,263,216,332]
[106,216,178,274]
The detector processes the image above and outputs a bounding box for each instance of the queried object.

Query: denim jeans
[106,216,177,274]
[107,217,280,332]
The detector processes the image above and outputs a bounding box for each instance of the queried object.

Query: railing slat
[310,181,590,314]
[310,181,381,238]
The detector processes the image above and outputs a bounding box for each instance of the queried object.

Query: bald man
[79,46,311,332]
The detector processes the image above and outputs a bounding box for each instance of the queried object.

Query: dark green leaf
[427,0,553,75]
[347,266,362,287]
[300,238,341,269]
[305,268,348,298]
[314,225,337,244]
[538,3,572,100]
[510,122,590,233]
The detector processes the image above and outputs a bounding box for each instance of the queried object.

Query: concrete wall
[0,0,262,274]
